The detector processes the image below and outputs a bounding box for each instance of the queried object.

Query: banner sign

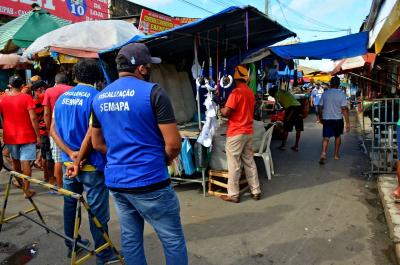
[175,16,198,25]
[0,0,108,22]
[138,9,181,35]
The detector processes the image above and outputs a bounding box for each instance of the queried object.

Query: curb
[378,175,400,264]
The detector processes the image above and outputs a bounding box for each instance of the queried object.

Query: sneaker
[67,239,91,258]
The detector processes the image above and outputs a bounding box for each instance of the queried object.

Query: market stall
[100,5,296,196]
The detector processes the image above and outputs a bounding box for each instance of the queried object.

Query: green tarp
[0,9,69,53]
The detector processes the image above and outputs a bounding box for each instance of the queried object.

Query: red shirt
[34,93,47,136]
[0,93,36,144]
[42,84,72,111]
[225,83,255,137]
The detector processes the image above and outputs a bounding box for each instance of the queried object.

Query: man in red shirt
[0,76,40,198]
[32,80,54,185]
[43,72,72,188]
[220,65,261,203]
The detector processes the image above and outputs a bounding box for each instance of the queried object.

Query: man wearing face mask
[50,59,118,265]
[66,43,187,265]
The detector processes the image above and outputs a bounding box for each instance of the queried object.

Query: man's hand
[345,123,350,132]
[66,164,79,178]
[68,151,79,162]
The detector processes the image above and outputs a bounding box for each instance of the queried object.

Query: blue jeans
[63,170,114,264]
[111,185,188,265]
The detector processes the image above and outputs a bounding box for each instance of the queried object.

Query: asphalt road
[0,113,395,265]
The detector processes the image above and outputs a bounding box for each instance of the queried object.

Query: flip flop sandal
[319,156,326,165]
[277,146,286,151]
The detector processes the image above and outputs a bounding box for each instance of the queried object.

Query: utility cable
[176,0,214,14]
[275,0,348,31]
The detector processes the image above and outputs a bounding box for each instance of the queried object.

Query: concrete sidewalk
[0,114,395,265]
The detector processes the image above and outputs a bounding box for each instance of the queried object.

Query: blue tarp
[270,31,369,60]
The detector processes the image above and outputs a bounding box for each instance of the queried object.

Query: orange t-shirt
[225,83,255,137]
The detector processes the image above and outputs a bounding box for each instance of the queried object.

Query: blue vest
[54,84,106,171]
[92,76,169,189]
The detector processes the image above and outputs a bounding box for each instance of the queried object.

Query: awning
[0,9,69,53]
[101,6,296,60]
[341,53,376,70]
[368,0,400,53]
[25,20,143,58]
[331,53,376,74]
[270,31,369,60]
[0,54,31,69]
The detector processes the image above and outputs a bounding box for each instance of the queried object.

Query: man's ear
[137,65,146,75]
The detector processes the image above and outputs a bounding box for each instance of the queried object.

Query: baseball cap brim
[150,57,162,64]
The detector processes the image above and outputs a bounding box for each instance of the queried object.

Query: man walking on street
[268,85,303,152]
[67,43,188,265]
[0,75,39,198]
[318,76,350,164]
[43,72,72,189]
[50,60,117,264]
[220,65,261,203]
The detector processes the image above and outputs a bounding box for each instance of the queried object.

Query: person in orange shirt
[219,65,261,203]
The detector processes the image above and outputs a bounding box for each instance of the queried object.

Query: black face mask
[143,73,151,82]
[143,67,151,82]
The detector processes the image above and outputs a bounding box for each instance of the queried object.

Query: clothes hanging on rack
[181,138,195,175]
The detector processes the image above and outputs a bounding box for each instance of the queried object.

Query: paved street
[0,114,395,265]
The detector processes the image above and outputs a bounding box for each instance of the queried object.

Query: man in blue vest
[67,43,187,265]
[50,59,117,265]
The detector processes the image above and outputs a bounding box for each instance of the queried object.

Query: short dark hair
[55,72,69,84]
[72,59,103,84]
[31,80,47,90]
[9,75,24,89]
[330,76,340,87]
[116,54,137,73]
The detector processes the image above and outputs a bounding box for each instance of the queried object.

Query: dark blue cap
[116,43,161,68]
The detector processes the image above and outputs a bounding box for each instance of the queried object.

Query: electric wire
[176,0,214,14]
[275,0,348,32]
[276,0,290,28]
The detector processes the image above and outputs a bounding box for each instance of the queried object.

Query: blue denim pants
[63,170,115,264]
[111,185,188,265]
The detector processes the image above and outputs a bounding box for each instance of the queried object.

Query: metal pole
[265,0,268,16]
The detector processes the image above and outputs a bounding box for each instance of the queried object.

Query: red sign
[0,0,109,22]
[138,9,181,35]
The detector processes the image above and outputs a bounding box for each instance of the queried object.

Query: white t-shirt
[319,89,347,120]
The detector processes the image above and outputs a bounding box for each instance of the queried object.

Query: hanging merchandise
[197,58,219,148]
[191,36,202,79]
[204,57,217,92]
[181,138,195,175]
[257,60,266,94]
[219,58,233,99]
[168,156,183,177]
[194,142,208,169]
[195,61,206,130]
[248,63,257,94]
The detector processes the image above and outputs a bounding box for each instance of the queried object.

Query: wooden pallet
[208,170,249,197]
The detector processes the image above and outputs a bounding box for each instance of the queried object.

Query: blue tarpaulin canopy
[101,6,296,61]
[270,31,369,60]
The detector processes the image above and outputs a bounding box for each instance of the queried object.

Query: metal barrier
[368,98,400,174]
[0,171,125,265]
